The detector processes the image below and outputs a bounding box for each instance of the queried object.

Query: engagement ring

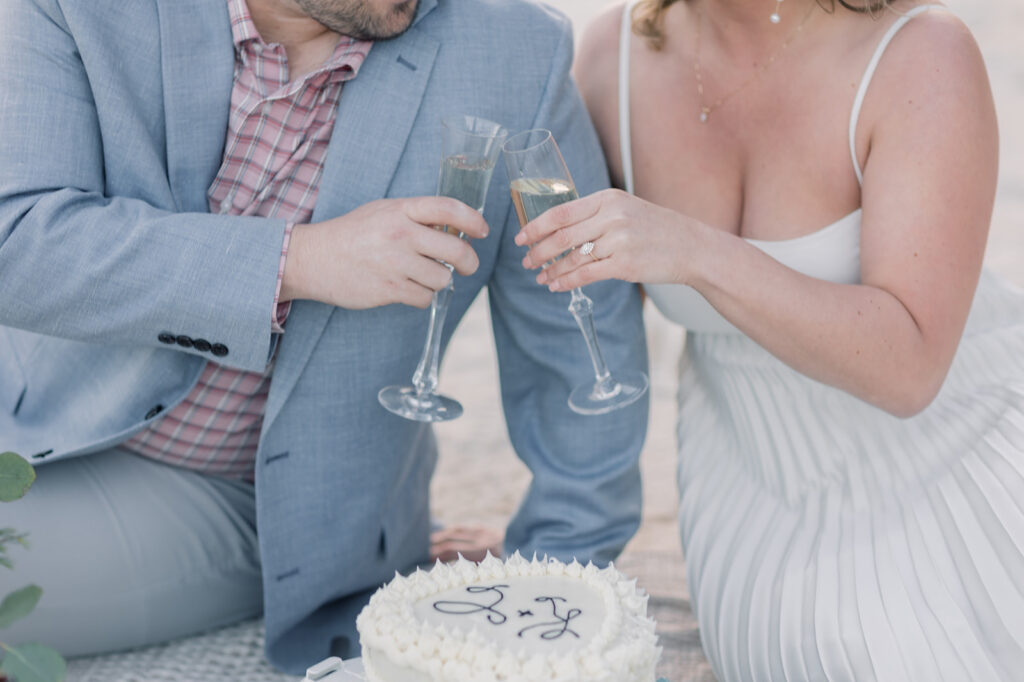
[580,241,598,259]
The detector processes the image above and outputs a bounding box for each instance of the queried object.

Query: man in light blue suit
[0,0,648,673]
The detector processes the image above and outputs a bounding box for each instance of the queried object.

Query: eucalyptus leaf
[0,586,42,629]
[0,643,66,682]
[0,454,35,503]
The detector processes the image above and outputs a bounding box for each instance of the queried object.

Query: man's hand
[281,197,489,309]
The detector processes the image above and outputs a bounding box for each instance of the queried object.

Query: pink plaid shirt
[122,0,371,481]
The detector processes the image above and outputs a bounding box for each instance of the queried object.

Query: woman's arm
[519,13,998,417]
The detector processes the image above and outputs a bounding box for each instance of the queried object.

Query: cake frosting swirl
[356,552,661,682]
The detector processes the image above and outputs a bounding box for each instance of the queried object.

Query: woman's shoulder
[852,3,991,139]
[864,3,987,91]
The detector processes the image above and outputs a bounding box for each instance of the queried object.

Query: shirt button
[211,343,229,357]
[193,338,212,353]
[158,332,176,344]
[175,335,194,349]
[220,198,232,213]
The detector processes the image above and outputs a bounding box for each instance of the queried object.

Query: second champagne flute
[502,128,648,415]
[378,115,507,422]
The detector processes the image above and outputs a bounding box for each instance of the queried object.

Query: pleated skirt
[676,271,1024,682]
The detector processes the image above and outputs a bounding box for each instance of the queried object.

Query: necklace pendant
[699,109,709,123]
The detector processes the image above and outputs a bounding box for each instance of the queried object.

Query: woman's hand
[513,188,692,291]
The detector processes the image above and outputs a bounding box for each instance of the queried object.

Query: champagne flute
[378,115,508,422]
[502,129,648,415]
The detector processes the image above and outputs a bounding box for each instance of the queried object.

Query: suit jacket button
[193,338,212,352]
[145,404,164,420]
[176,335,194,348]
[158,332,176,344]
[211,343,229,357]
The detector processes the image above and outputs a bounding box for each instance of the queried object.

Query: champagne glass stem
[568,287,621,399]
[411,265,455,398]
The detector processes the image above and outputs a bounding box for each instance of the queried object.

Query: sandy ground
[429,1,1024,678]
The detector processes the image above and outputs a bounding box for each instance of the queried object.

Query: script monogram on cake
[355,552,661,682]
[427,579,591,652]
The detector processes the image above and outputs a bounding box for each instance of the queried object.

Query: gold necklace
[693,1,817,123]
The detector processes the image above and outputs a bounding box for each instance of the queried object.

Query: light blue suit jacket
[0,0,649,672]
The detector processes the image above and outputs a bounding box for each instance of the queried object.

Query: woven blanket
[66,551,715,681]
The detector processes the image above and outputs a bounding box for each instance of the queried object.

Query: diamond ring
[580,241,598,259]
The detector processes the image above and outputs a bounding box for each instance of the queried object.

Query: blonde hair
[632,0,896,50]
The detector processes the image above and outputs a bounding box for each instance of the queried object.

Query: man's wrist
[280,223,309,303]
[272,222,297,331]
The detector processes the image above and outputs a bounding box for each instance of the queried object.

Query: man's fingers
[413,226,480,276]
[402,196,489,240]
[405,255,454,292]
[396,278,436,309]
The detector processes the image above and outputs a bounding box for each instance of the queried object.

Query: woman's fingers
[536,244,603,283]
[522,224,596,269]
[520,205,616,269]
[514,190,605,248]
[512,188,666,290]
[546,259,620,292]
[536,234,621,290]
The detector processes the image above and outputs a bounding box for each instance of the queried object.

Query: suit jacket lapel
[263,24,441,432]
[157,0,234,213]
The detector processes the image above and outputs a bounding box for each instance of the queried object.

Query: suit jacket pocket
[0,327,28,415]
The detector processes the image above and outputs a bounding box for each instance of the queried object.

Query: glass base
[378,385,464,422]
[568,370,649,416]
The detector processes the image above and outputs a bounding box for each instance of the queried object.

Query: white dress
[618,4,1024,680]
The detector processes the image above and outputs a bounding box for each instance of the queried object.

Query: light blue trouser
[0,448,263,656]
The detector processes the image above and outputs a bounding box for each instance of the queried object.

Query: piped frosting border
[357,552,661,682]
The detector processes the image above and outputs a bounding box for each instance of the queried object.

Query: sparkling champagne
[510,177,579,263]
[509,177,578,226]
[437,154,496,234]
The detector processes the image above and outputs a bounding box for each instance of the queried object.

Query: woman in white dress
[515,0,1024,679]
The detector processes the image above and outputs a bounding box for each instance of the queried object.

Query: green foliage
[0,530,29,572]
[0,453,64,682]
[0,644,66,682]
[0,588,41,631]
[0,454,35,503]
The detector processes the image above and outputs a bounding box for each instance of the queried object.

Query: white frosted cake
[355,552,661,682]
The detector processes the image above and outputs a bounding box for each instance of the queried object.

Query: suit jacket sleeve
[0,0,286,372]
[489,15,650,566]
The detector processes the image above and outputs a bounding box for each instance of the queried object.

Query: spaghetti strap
[618,1,639,195]
[848,4,947,185]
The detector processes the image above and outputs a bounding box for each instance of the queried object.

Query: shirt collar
[226,0,373,79]
[227,0,261,50]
